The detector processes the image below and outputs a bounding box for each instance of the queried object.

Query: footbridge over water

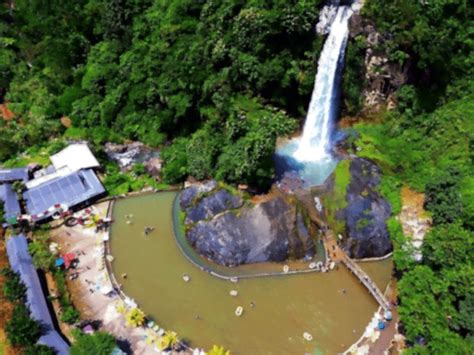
[341,254,391,311]
[296,191,391,311]
[323,230,391,311]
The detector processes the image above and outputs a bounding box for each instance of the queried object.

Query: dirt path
[398,187,431,261]
[44,272,74,341]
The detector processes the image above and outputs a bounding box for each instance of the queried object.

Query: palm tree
[208,345,231,355]
[125,308,145,327]
[160,331,179,349]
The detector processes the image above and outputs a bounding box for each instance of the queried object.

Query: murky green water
[110,193,392,354]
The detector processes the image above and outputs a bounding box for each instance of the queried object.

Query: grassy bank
[323,159,350,236]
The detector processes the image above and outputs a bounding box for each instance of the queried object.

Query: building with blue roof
[6,235,70,355]
[23,169,105,222]
[0,184,21,225]
[0,167,30,183]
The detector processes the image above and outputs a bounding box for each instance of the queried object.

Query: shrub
[1,268,26,302]
[29,240,55,271]
[425,169,463,225]
[422,223,473,271]
[208,345,231,355]
[70,330,116,355]
[0,201,4,223]
[6,303,41,347]
[161,137,189,184]
[25,344,56,355]
[61,306,80,324]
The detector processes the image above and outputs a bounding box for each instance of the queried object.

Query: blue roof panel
[6,235,69,355]
[23,169,105,220]
[0,168,29,182]
[0,184,21,222]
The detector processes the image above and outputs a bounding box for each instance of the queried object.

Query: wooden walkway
[341,254,391,311]
[322,230,391,311]
[293,191,391,312]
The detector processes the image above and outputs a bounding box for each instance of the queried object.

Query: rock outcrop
[185,189,243,224]
[104,142,161,174]
[179,180,218,209]
[340,158,392,258]
[348,6,409,111]
[180,182,315,266]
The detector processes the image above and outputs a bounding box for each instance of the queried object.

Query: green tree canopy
[5,304,42,347]
[70,331,116,355]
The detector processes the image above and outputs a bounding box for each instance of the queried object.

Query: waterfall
[293,6,353,162]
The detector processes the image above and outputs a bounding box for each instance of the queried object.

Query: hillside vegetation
[1,0,326,187]
[0,1,473,353]
[352,1,474,353]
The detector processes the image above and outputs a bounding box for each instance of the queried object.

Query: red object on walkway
[63,253,76,268]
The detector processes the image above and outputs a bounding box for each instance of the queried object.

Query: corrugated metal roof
[6,235,70,355]
[0,184,21,222]
[0,168,29,182]
[23,169,105,221]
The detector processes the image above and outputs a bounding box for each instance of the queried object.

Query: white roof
[50,144,100,172]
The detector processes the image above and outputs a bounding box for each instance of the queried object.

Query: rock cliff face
[185,189,243,224]
[339,158,392,258]
[348,8,409,111]
[180,182,315,266]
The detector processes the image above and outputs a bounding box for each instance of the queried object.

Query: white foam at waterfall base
[275,6,353,186]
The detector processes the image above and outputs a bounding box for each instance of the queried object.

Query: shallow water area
[110,193,393,354]
[275,137,338,187]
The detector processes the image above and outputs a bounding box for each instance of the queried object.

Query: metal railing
[341,255,391,311]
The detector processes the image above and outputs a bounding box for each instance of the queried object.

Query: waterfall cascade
[293,6,353,162]
[275,4,355,187]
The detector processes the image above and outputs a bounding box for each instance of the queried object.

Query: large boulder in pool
[185,189,243,224]
[179,180,218,209]
[340,158,392,258]
[181,187,315,266]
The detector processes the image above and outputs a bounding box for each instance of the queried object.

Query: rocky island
[180,181,315,266]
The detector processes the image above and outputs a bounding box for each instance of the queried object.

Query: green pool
[110,192,392,354]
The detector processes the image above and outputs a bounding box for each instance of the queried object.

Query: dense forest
[355,1,473,353]
[1,0,473,354]
[1,0,327,187]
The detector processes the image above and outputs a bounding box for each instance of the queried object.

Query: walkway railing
[171,193,328,280]
[341,254,391,311]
